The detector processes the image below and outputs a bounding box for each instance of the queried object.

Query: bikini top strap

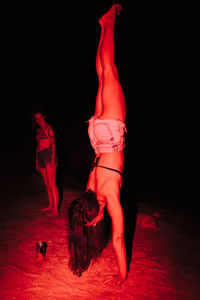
[95,165,123,176]
[92,157,122,176]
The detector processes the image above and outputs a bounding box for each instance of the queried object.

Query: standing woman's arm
[48,126,56,166]
[35,128,40,172]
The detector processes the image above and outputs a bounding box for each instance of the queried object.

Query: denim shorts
[37,147,58,168]
[87,116,127,154]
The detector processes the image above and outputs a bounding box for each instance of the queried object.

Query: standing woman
[33,111,59,215]
[68,4,127,286]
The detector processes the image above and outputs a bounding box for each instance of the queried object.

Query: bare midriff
[37,139,52,152]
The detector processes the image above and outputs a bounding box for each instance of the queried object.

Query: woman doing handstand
[68,4,127,286]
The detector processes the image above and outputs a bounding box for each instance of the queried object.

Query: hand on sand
[104,274,126,287]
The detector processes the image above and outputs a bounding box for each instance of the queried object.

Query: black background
[1,0,197,213]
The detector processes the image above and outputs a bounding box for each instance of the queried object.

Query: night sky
[1,0,197,211]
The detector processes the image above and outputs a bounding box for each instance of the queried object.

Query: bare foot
[52,209,59,216]
[40,207,52,212]
[99,4,122,26]
[104,274,126,287]
[46,209,59,216]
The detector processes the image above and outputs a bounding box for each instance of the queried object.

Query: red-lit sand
[0,176,199,300]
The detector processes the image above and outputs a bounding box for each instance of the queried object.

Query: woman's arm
[86,201,105,226]
[105,180,127,283]
[48,126,56,165]
[35,151,40,173]
[35,129,40,172]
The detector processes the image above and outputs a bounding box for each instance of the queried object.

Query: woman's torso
[36,124,52,152]
[87,151,124,202]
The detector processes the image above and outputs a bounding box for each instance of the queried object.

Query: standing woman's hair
[31,109,47,131]
[68,190,106,277]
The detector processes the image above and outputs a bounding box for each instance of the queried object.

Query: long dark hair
[68,190,107,277]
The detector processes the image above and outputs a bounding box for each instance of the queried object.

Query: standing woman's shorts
[37,147,58,168]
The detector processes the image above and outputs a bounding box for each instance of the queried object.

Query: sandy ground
[0,176,199,300]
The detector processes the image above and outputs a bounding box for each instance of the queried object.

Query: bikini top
[91,156,123,176]
[36,125,55,141]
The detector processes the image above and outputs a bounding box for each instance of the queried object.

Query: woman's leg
[40,168,54,211]
[99,4,126,122]
[94,21,104,117]
[46,165,59,214]
[87,27,106,190]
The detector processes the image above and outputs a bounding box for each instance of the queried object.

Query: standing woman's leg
[46,165,59,215]
[99,4,126,121]
[40,168,54,211]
